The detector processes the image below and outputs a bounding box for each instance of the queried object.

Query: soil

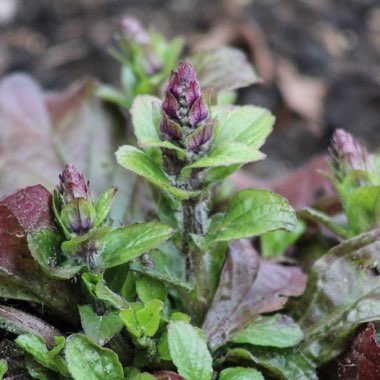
[1,0,380,179]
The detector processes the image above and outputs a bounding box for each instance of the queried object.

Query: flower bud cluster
[58,165,96,235]
[330,129,372,179]
[159,61,214,153]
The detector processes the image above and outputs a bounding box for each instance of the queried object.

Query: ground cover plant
[1,18,380,380]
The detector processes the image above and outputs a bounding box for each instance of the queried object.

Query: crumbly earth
[1,0,379,178]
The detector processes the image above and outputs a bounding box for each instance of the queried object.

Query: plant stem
[182,197,205,281]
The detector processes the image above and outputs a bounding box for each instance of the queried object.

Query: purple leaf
[162,91,179,119]
[0,185,55,233]
[0,74,127,212]
[188,97,208,128]
[0,186,79,320]
[0,305,62,347]
[160,114,183,141]
[203,239,306,350]
[186,121,214,151]
[319,323,380,380]
[185,80,201,108]
[154,371,185,380]
[176,61,197,84]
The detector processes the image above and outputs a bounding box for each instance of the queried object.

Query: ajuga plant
[3,17,380,380]
[0,52,315,378]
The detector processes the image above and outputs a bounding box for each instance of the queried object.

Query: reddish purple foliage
[320,323,380,380]
[0,185,56,232]
[159,61,213,151]
[202,239,307,349]
[154,371,185,380]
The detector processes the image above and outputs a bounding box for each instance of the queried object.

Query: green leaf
[167,321,213,380]
[27,229,82,279]
[205,189,296,246]
[0,359,7,380]
[16,334,69,377]
[230,314,304,348]
[116,145,199,200]
[130,249,192,291]
[182,142,264,174]
[261,220,305,257]
[219,367,264,380]
[136,275,167,303]
[131,95,183,152]
[65,334,123,380]
[158,332,171,361]
[82,273,129,310]
[295,228,380,366]
[62,223,173,269]
[135,299,163,337]
[135,374,156,380]
[346,186,380,235]
[211,105,274,150]
[120,300,163,338]
[79,305,124,346]
[226,347,317,380]
[190,47,259,93]
[298,208,350,239]
[94,186,118,227]
[120,303,143,338]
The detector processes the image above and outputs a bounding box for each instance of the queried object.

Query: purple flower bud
[167,72,182,98]
[59,165,90,202]
[162,91,178,119]
[121,16,150,45]
[60,198,96,235]
[186,121,214,151]
[330,129,371,177]
[185,80,201,109]
[188,97,208,127]
[159,114,183,141]
[176,61,197,83]
[160,60,212,151]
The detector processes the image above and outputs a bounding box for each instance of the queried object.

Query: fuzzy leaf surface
[230,314,304,348]
[116,145,199,200]
[183,143,264,172]
[219,367,264,380]
[131,95,182,151]
[205,189,296,246]
[27,229,82,279]
[62,223,173,269]
[346,186,380,235]
[15,335,69,377]
[168,321,213,380]
[295,228,380,366]
[211,105,273,150]
[226,347,317,380]
[65,334,123,380]
[130,249,192,291]
[79,305,124,346]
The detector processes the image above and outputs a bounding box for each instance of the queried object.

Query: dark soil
[1,0,380,178]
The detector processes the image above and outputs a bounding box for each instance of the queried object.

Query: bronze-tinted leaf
[0,187,79,320]
[0,74,130,222]
[319,323,380,380]
[202,240,306,349]
[0,305,62,347]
